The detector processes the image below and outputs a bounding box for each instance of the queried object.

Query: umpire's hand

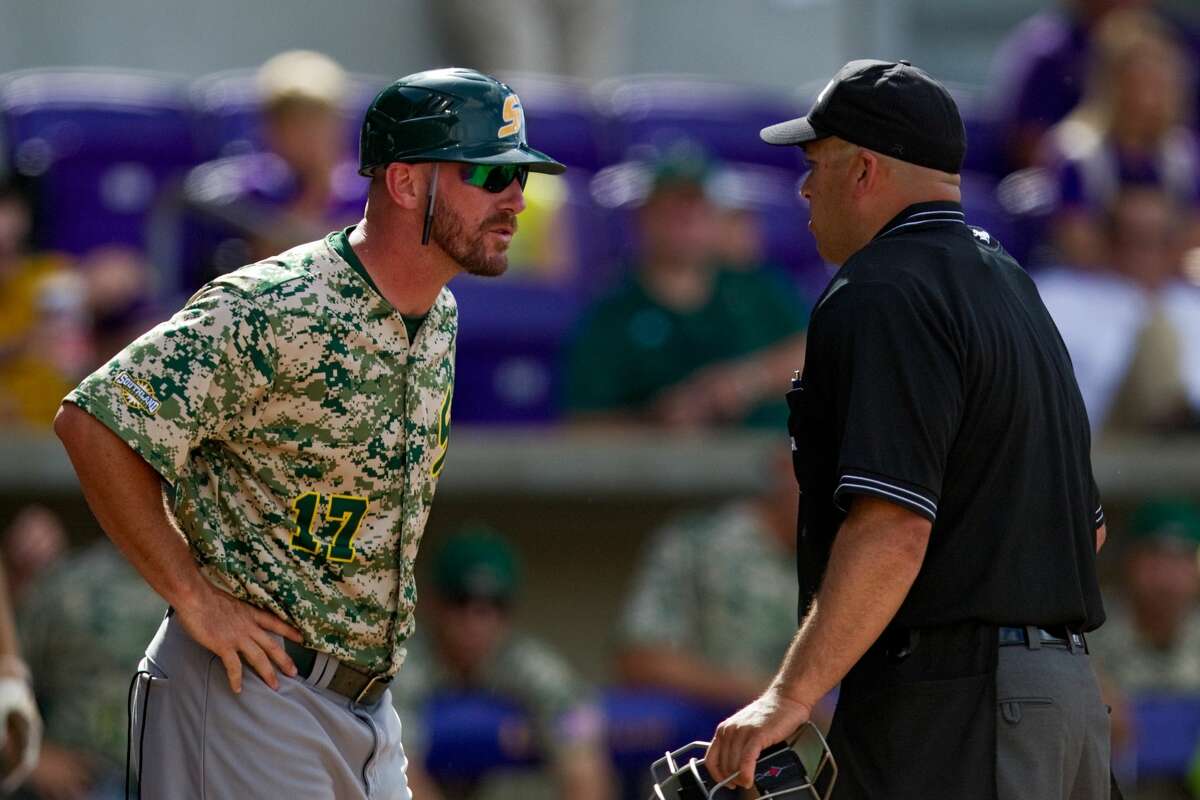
[176,583,302,693]
[705,687,812,789]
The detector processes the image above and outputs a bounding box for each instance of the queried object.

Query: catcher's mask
[648,721,837,800]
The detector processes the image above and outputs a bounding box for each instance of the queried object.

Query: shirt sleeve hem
[834,470,938,523]
[1094,505,1105,527]
[62,393,181,486]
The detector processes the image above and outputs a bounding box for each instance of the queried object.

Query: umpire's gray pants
[996,641,1111,800]
[129,614,411,799]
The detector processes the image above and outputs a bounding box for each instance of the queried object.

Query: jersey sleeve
[64,284,277,485]
[1090,472,1105,529]
[817,281,963,522]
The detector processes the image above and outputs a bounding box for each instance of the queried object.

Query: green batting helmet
[358,67,566,176]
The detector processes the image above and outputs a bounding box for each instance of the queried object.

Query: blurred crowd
[0,0,1198,798]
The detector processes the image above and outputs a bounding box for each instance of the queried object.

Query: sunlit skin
[349,161,527,317]
[798,136,961,266]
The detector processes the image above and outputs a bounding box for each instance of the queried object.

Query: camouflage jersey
[66,227,456,676]
[618,502,798,676]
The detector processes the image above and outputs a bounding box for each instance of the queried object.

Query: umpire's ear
[380,162,425,210]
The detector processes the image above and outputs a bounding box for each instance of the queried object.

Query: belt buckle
[355,674,384,705]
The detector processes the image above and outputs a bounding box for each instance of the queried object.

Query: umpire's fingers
[735,739,763,789]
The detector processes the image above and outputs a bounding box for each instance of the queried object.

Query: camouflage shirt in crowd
[19,542,166,770]
[1089,597,1200,694]
[66,227,457,676]
[391,631,605,763]
[618,502,797,676]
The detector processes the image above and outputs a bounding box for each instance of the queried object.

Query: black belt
[998,625,1087,652]
[284,640,391,705]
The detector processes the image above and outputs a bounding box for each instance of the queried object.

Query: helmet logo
[498,94,524,138]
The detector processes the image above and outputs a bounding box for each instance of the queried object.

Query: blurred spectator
[183,51,365,284]
[430,0,620,80]
[1093,499,1200,691]
[16,540,162,800]
[615,448,798,710]
[0,183,89,430]
[0,552,40,797]
[392,527,616,800]
[1042,9,1200,268]
[1036,188,1200,433]
[1090,499,1200,799]
[564,146,808,429]
[990,0,1200,173]
[0,508,66,610]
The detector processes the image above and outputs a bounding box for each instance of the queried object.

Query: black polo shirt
[790,201,1105,631]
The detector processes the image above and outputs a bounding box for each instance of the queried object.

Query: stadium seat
[0,68,198,255]
[423,692,542,779]
[419,688,733,791]
[451,276,583,426]
[497,72,611,172]
[599,75,807,172]
[946,82,1008,179]
[1132,693,1200,780]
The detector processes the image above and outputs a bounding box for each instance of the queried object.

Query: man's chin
[463,257,509,278]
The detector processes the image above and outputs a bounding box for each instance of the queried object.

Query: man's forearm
[772,497,930,709]
[53,403,208,611]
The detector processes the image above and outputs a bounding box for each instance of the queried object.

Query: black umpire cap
[760,59,966,174]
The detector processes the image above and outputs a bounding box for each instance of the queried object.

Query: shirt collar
[872,200,967,241]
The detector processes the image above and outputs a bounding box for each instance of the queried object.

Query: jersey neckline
[327,225,384,298]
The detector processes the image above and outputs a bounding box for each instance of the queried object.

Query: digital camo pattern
[391,631,604,761]
[66,231,457,676]
[19,541,166,769]
[619,502,798,675]
[1089,598,1200,694]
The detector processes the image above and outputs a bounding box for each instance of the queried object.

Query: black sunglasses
[461,163,530,193]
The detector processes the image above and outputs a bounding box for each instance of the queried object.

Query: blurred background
[2,0,1200,798]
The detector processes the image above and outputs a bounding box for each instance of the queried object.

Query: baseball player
[53,68,563,799]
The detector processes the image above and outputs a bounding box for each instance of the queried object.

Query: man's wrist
[0,656,29,683]
[168,571,213,617]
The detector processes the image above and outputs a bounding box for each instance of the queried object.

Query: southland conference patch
[113,371,160,415]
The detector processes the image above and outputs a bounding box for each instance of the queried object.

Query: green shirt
[20,542,166,769]
[66,229,457,676]
[564,266,807,428]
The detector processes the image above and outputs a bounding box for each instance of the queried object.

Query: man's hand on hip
[176,584,302,693]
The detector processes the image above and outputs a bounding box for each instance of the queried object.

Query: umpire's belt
[998,625,1087,652]
[284,640,391,705]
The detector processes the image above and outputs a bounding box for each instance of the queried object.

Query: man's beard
[430,202,516,278]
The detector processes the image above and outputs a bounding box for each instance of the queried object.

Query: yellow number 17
[289,492,369,563]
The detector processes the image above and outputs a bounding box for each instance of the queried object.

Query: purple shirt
[1051,127,1200,212]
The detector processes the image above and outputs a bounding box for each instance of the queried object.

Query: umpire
[704,60,1112,799]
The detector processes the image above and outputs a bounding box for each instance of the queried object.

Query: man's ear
[851,149,881,199]
[383,163,423,210]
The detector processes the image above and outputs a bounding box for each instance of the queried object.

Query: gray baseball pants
[128,614,411,799]
[996,639,1111,800]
